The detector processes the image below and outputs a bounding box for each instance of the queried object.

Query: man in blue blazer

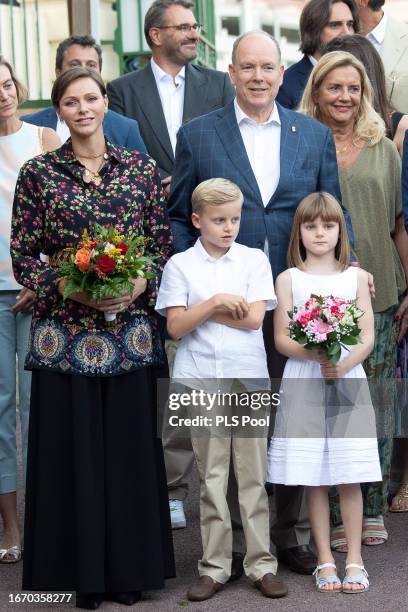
[277,0,358,109]
[22,35,146,152]
[169,31,354,577]
[403,131,408,231]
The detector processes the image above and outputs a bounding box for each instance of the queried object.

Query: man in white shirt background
[107,0,235,538]
[107,0,235,191]
[358,0,408,113]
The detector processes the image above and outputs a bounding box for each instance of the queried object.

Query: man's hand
[350,262,375,299]
[213,293,249,320]
[11,287,36,313]
[161,175,172,199]
[367,272,375,300]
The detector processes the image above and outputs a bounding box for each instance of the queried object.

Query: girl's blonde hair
[298,51,385,146]
[288,192,350,270]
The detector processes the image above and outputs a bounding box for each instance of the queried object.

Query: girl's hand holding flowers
[288,294,364,367]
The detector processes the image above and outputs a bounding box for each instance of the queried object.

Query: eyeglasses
[156,23,202,33]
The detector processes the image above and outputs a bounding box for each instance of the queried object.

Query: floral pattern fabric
[10,139,172,376]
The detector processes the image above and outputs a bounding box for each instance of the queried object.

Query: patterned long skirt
[329,306,398,524]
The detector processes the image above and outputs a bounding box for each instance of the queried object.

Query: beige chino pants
[191,433,277,583]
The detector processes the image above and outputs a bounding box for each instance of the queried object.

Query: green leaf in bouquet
[62,279,82,300]
[327,344,342,364]
[297,335,307,345]
[327,341,341,355]
[341,335,359,345]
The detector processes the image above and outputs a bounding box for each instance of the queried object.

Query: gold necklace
[77,151,108,160]
[335,143,351,155]
[81,157,105,186]
[74,148,108,186]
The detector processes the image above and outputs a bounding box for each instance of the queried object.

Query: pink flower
[308,319,334,342]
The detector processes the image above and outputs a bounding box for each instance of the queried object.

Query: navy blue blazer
[403,131,408,231]
[22,107,147,152]
[168,101,353,278]
[276,55,314,110]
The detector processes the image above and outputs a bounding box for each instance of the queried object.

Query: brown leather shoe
[254,573,288,598]
[187,576,223,601]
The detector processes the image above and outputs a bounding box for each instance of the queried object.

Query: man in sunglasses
[107,0,234,190]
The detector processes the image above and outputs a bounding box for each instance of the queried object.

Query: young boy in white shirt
[156,178,287,601]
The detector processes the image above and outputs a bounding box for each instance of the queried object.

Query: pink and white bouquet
[288,294,364,364]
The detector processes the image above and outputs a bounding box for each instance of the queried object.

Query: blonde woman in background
[0,57,60,563]
[299,50,408,551]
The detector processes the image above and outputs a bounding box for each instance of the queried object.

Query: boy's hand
[213,293,249,320]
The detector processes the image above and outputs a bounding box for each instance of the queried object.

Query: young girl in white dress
[267,192,382,594]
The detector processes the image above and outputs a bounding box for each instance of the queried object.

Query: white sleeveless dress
[267,267,382,486]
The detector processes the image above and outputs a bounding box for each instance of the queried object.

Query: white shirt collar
[150,57,185,84]
[308,55,318,66]
[234,99,281,127]
[194,238,240,262]
[367,12,387,46]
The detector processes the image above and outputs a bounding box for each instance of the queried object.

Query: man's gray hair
[231,31,282,65]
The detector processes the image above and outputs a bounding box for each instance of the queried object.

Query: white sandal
[0,544,22,564]
[342,563,369,593]
[313,563,342,593]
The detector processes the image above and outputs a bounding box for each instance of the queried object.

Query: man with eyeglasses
[107,0,234,190]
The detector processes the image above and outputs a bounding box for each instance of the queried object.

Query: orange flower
[75,248,91,272]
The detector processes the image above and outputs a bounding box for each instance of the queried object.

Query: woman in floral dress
[10,67,175,609]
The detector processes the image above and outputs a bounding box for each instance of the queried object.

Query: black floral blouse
[11,139,173,377]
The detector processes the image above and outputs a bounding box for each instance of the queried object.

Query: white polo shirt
[156,239,276,381]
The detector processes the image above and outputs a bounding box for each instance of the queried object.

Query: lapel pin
[291,125,297,132]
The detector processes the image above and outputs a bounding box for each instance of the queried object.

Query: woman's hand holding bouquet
[56,224,156,322]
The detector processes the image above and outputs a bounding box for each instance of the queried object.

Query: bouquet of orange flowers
[58,224,156,322]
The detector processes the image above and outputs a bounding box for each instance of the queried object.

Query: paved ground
[1,458,408,612]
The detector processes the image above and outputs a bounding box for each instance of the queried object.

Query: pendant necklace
[336,144,350,155]
[77,152,108,186]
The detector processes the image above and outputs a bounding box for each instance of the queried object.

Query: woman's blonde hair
[288,192,350,270]
[299,51,385,145]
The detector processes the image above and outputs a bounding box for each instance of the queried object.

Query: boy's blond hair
[191,178,243,214]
